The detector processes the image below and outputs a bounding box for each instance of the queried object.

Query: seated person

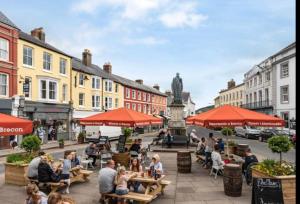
[217,138,225,153]
[129,139,141,154]
[70,152,80,168]
[152,129,166,144]
[60,153,72,194]
[211,144,225,170]
[196,137,206,156]
[129,158,143,192]
[242,148,258,173]
[25,183,48,204]
[85,143,97,166]
[37,156,61,183]
[149,154,163,175]
[27,151,46,180]
[190,129,200,143]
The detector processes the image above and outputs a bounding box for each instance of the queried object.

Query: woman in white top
[211,144,225,169]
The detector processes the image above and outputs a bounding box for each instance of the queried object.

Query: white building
[243,58,274,115]
[271,42,296,128]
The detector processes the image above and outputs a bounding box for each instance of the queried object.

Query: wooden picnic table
[126,171,168,198]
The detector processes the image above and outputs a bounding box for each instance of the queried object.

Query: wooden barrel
[236,144,249,157]
[223,163,243,197]
[177,151,191,173]
[112,152,130,167]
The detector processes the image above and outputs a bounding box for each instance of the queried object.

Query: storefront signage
[23,83,30,94]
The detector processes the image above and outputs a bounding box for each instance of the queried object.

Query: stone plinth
[168,103,187,136]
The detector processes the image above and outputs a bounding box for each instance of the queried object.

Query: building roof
[182,92,195,104]
[19,31,71,57]
[0,11,19,29]
[71,57,166,96]
[195,105,214,114]
[219,82,245,94]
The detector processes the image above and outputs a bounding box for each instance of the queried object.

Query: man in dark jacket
[85,143,97,166]
[37,156,60,183]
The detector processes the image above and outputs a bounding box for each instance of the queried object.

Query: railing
[241,100,272,109]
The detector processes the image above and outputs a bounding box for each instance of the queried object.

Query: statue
[171,73,183,104]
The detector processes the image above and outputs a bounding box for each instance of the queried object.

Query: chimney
[103,62,112,74]
[227,79,236,89]
[82,49,92,67]
[153,84,160,91]
[135,79,143,84]
[165,90,171,96]
[31,27,45,42]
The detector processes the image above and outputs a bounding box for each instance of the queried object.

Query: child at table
[61,153,72,194]
[115,166,137,204]
[129,158,143,192]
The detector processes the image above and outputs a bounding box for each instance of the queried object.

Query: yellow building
[71,50,124,120]
[218,79,245,107]
[17,28,72,141]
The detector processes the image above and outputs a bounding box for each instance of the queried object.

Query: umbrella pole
[226,130,229,155]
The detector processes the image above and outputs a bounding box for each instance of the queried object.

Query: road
[187,126,296,164]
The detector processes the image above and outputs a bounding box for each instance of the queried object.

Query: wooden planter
[252,168,295,204]
[224,146,237,155]
[5,163,29,186]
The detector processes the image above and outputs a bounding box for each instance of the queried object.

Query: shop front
[23,101,72,143]
[0,98,13,149]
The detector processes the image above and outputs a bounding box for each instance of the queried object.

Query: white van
[85,126,122,142]
[234,126,261,139]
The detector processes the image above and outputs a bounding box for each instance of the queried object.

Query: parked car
[234,126,261,139]
[259,129,290,142]
[85,126,122,142]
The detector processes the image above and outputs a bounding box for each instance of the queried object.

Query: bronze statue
[171,73,183,104]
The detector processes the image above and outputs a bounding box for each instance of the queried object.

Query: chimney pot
[227,79,236,89]
[153,84,160,91]
[103,62,112,74]
[31,27,45,42]
[82,49,92,67]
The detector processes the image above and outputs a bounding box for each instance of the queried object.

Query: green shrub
[227,140,237,147]
[124,128,132,137]
[221,127,233,136]
[58,138,64,144]
[20,135,41,153]
[267,135,293,164]
[6,153,34,165]
[78,132,85,138]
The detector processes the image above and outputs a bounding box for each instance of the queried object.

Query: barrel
[112,152,130,167]
[236,144,249,157]
[177,151,191,173]
[223,163,243,197]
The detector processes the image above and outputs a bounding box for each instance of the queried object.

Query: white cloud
[123,36,167,45]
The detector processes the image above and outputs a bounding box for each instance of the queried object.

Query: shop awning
[0,113,33,136]
[79,108,162,127]
[186,105,285,127]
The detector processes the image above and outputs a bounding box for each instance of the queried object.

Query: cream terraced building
[218,79,244,107]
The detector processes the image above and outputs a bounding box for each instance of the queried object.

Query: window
[79,74,84,86]
[143,93,146,101]
[259,74,262,84]
[138,104,141,112]
[250,80,252,87]
[92,77,100,89]
[147,94,150,102]
[254,92,257,102]
[115,84,119,93]
[281,112,289,128]
[126,103,130,109]
[0,73,8,97]
[143,105,147,113]
[23,46,33,66]
[23,77,31,98]
[265,88,269,101]
[105,97,113,109]
[240,91,243,99]
[132,103,136,111]
[232,93,235,100]
[254,77,257,86]
[258,90,262,103]
[249,93,252,103]
[115,98,119,108]
[265,72,270,81]
[43,52,52,71]
[138,91,141,100]
[280,62,289,78]
[246,82,249,88]
[79,93,85,106]
[0,38,8,61]
[132,90,136,99]
[126,88,130,98]
[280,85,289,103]
[92,95,100,108]
[62,84,67,102]
[59,58,67,75]
[39,79,57,101]
[105,80,113,92]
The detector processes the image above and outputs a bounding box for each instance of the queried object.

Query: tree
[267,135,293,164]
[20,135,41,154]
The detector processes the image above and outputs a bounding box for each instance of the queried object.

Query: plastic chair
[210,159,224,179]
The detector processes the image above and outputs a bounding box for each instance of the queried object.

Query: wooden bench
[29,179,66,194]
[160,180,171,195]
[105,192,154,204]
[70,168,93,184]
[196,155,205,163]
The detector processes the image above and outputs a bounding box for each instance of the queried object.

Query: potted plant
[58,138,64,148]
[252,135,295,203]
[5,135,41,186]
[77,132,85,144]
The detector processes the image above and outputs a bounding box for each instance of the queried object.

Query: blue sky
[2,0,295,108]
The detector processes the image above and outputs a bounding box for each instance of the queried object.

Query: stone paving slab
[0,151,252,204]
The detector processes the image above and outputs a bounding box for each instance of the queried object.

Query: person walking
[203,133,216,168]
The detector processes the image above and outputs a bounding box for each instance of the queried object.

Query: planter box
[252,168,295,204]
[224,146,236,155]
[5,163,29,186]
